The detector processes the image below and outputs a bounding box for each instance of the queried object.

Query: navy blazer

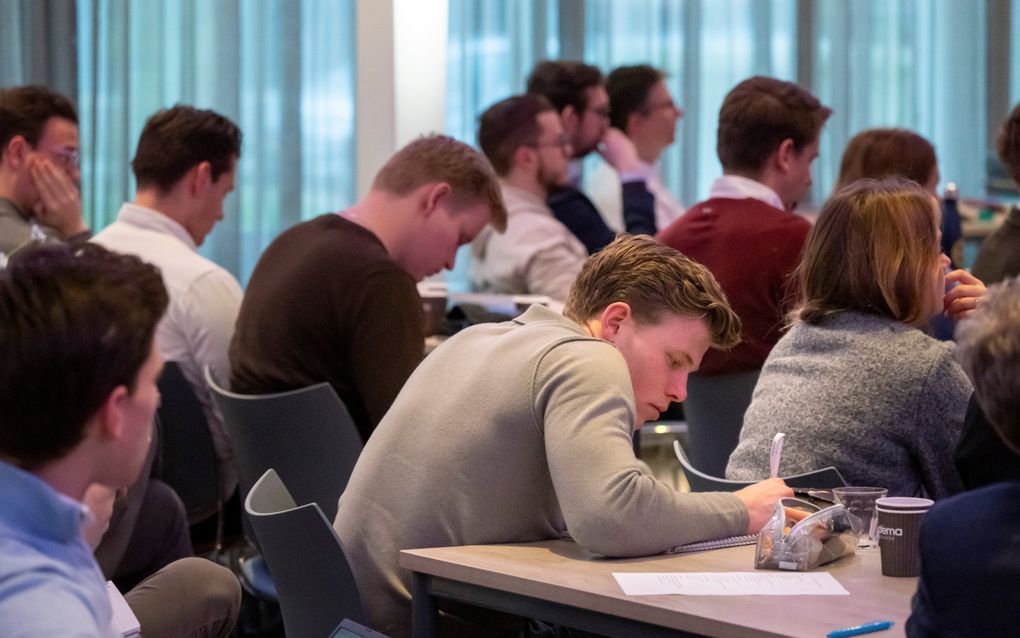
[907,482,1020,636]
[547,182,655,254]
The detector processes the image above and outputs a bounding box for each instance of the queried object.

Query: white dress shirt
[470,183,587,302]
[585,159,686,233]
[92,203,242,498]
[706,174,785,210]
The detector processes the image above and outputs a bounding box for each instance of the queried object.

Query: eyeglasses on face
[48,147,80,170]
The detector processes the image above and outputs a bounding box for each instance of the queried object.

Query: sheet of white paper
[613,571,849,596]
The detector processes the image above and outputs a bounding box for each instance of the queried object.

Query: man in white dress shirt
[586,65,686,233]
[470,94,587,302]
[92,105,243,500]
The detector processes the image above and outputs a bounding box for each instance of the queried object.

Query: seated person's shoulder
[0,549,108,634]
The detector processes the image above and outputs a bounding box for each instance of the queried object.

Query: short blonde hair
[564,235,741,349]
[955,275,1020,453]
[372,134,507,231]
[797,178,940,327]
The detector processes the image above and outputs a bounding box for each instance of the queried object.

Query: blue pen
[826,620,894,638]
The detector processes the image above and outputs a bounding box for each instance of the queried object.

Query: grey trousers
[125,557,241,638]
[683,369,761,477]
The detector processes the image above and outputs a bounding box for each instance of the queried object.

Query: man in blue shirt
[0,245,239,637]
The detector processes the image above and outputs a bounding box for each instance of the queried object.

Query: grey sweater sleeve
[910,348,970,499]
[538,339,747,557]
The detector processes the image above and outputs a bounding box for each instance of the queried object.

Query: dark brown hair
[526,60,604,115]
[132,105,242,192]
[0,244,168,469]
[478,94,555,176]
[564,235,741,349]
[717,76,831,174]
[607,65,664,132]
[997,101,1020,185]
[0,85,78,154]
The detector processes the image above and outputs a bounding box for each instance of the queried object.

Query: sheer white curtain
[584,0,987,206]
[446,0,561,145]
[76,0,356,283]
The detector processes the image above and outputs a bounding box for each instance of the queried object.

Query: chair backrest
[246,470,365,638]
[673,440,847,492]
[157,361,221,522]
[205,368,362,524]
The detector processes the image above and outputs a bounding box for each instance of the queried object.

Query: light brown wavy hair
[796,178,940,327]
[564,235,741,349]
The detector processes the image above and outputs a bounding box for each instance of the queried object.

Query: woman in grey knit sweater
[726,179,985,499]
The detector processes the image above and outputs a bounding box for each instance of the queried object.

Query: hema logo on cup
[878,526,903,537]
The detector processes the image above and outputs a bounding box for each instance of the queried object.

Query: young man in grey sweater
[335,235,793,637]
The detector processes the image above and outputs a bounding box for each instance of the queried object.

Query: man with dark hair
[335,235,792,637]
[471,94,586,301]
[972,101,1020,285]
[0,85,90,258]
[587,64,686,233]
[231,134,506,442]
[0,244,239,636]
[526,60,656,253]
[908,275,1020,637]
[657,76,831,477]
[93,105,244,501]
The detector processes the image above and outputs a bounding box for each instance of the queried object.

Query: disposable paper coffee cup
[875,496,934,512]
[877,505,928,577]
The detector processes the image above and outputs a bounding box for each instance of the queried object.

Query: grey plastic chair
[246,469,366,638]
[204,367,362,524]
[157,361,224,545]
[673,440,847,492]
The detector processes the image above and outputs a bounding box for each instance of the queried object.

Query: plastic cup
[876,497,932,577]
[832,487,887,549]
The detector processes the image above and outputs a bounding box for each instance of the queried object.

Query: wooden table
[400,539,917,638]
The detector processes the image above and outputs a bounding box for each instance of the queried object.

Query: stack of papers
[106,581,141,638]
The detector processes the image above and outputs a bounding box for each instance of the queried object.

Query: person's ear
[421,182,453,217]
[186,161,213,197]
[597,302,632,343]
[775,138,797,173]
[94,385,131,443]
[3,135,31,170]
[560,106,580,137]
[513,145,537,172]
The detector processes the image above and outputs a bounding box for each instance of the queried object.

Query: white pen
[770,432,785,478]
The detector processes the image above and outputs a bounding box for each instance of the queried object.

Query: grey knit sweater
[335,305,747,637]
[726,311,971,499]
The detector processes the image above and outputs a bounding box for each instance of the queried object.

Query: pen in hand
[769,432,785,479]
[826,620,894,638]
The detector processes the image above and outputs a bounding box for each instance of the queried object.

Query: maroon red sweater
[657,197,810,375]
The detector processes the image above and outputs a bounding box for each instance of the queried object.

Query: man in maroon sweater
[657,76,830,476]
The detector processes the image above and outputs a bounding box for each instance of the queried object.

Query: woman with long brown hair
[726,179,980,498]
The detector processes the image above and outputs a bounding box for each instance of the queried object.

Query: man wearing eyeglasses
[587,65,686,234]
[0,85,90,260]
[470,94,587,302]
[526,61,657,254]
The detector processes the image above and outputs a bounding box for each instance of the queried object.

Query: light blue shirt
[0,459,117,637]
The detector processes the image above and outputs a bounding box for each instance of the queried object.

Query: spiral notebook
[664,534,758,555]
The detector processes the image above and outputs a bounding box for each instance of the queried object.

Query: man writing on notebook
[335,235,792,637]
